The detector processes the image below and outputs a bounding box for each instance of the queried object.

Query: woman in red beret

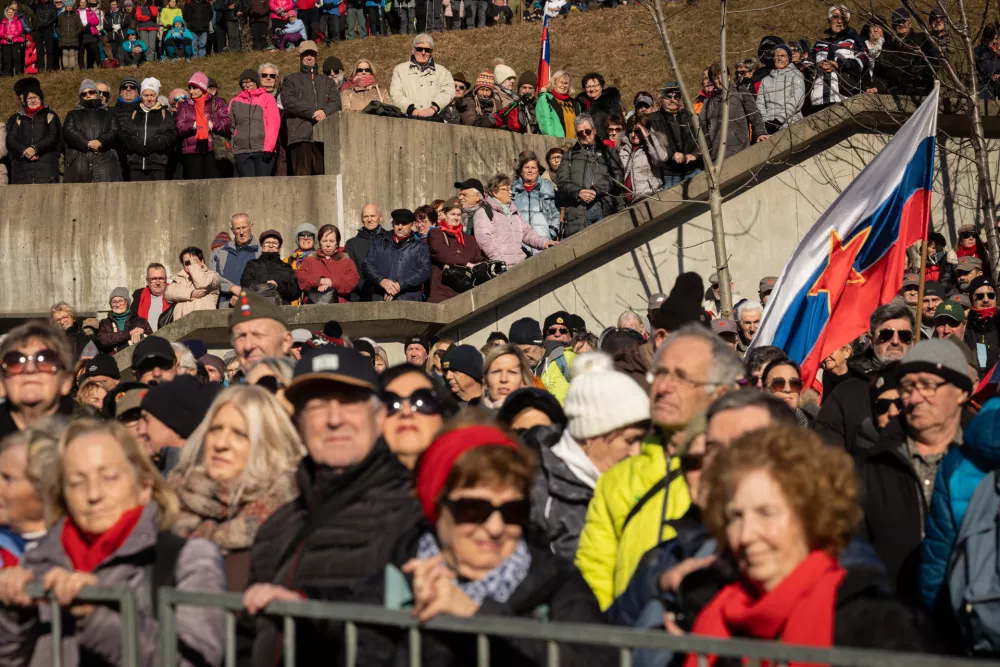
[361,423,614,666]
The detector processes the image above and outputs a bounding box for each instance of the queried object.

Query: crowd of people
[0,209,999,663]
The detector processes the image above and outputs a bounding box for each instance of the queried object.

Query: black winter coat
[123,105,177,172]
[649,108,700,176]
[575,87,624,140]
[95,312,153,354]
[814,369,874,454]
[281,65,342,146]
[31,1,57,30]
[240,252,299,304]
[213,0,247,23]
[241,443,423,667]
[184,0,213,31]
[62,101,122,183]
[964,310,1000,374]
[529,444,592,562]
[5,107,61,184]
[362,234,431,302]
[353,542,616,667]
[975,43,1000,99]
[876,31,937,96]
[345,226,387,300]
[556,141,624,238]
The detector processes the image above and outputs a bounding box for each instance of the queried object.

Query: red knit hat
[211,231,231,252]
[415,426,518,524]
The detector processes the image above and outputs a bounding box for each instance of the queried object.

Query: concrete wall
[0,176,339,316]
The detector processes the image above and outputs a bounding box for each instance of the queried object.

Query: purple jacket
[0,503,226,667]
[174,95,233,155]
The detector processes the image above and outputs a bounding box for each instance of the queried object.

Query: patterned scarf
[288,247,315,269]
[416,532,531,604]
[169,466,298,555]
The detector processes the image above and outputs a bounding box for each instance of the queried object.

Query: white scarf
[550,430,601,489]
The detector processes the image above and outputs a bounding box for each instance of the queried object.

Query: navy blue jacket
[361,234,431,302]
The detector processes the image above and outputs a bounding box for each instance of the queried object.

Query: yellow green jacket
[541,348,575,405]
[159,7,183,28]
[575,438,691,610]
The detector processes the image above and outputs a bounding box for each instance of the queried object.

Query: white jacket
[756,66,805,128]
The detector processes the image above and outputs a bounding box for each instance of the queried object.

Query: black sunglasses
[547,326,569,336]
[875,327,914,344]
[961,231,977,239]
[414,46,432,53]
[441,497,530,526]
[122,84,138,91]
[383,388,441,417]
[874,397,903,415]
[260,72,277,79]
[135,358,174,376]
[255,375,284,394]
[356,67,372,73]
[975,291,997,301]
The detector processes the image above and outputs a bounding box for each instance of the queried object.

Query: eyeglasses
[147,276,166,283]
[81,90,98,98]
[874,397,903,415]
[135,358,175,377]
[255,375,285,394]
[665,92,682,100]
[899,378,950,399]
[441,497,530,526]
[455,84,468,92]
[875,327,914,344]
[767,377,803,393]
[383,388,441,417]
[260,72,277,79]
[961,231,977,239]
[356,67,372,74]
[414,46,432,53]
[122,84,138,91]
[975,291,997,301]
[579,129,594,137]
[646,366,714,388]
[1,350,63,376]
[546,326,569,336]
[100,91,112,99]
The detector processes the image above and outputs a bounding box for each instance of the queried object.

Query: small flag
[536,14,551,92]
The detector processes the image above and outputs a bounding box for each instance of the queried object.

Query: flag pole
[915,228,931,342]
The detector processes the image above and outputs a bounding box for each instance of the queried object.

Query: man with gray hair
[617,310,648,340]
[390,34,455,119]
[282,41,340,176]
[576,323,742,610]
[815,302,916,453]
[241,346,422,661]
[557,112,624,238]
[735,299,763,352]
[345,203,388,301]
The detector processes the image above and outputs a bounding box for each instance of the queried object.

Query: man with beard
[815,302,915,453]
[955,256,982,294]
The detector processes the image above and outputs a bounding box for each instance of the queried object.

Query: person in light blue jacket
[275,8,306,49]
[920,397,1000,613]
[512,151,559,252]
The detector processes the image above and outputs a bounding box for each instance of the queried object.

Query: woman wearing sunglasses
[379,364,456,471]
[341,59,392,113]
[761,358,811,427]
[0,322,76,439]
[168,386,304,591]
[967,275,1000,374]
[245,356,295,414]
[382,424,611,666]
[62,79,123,183]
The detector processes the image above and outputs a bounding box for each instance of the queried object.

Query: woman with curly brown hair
[684,426,935,663]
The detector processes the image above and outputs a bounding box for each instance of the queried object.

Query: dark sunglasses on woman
[383,388,441,417]
[767,377,803,393]
[1,350,63,376]
[875,397,903,415]
[441,498,530,526]
[254,375,284,394]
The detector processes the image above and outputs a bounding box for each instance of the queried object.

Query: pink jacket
[268,0,292,20]
[229,87,280,154]
[79,7,100,35]
[472,196,549,267]
[0,16,25,43]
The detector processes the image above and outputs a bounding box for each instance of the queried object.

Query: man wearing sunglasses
[556,113,624,238]
[650,81,700,189]
[241,347,422,661]
[815,302,915,454]
[964,275,1000,376]
[389,33,456,120]
[0,322,75,438]
[62,79,123,183]
[858,339,972,605]
[109,77,141,180]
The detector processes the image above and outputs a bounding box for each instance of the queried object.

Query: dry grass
[4,0,989,119]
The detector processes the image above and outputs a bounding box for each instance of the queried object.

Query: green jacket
[535,91,580,138]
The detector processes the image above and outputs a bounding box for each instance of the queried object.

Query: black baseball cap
[454,178,485,195]
[509,318,543,346]
[285,346,380,404]
[132,336,175,369]
[81,354,121,381]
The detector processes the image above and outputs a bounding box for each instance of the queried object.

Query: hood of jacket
[960,397,1000,468]
[541,439,597,503]
[235,86,269,104]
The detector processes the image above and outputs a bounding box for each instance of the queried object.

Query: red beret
[415,426,518,524]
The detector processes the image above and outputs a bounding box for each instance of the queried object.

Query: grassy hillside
[0,0,840,119]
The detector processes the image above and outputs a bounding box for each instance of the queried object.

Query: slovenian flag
[536,14,551,92]
[750,85,939,391]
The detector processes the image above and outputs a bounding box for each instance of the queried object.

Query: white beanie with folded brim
[494,64,517,87]
[141,77,161,96]
[565,352,651,441]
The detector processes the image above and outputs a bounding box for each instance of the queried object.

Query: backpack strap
[622,468,682,534]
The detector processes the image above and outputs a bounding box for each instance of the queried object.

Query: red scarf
[25,104,42,117]
[523,181,537,192]
[61,505,145,573]
[975,306,998,319]
[137,287,167,321]
[440,225,466,247]
[552,91,571,101]
[194,95,210,142]
[684,551,845,667]
[957,244,980,259]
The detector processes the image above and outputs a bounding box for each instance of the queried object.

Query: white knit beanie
[565,352,651,441]
[494,63,517,86]
[140,77,161,96]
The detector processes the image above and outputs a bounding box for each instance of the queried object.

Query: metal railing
[156,588,986,667]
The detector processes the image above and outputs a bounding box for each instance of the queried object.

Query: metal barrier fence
[9,583,992,667]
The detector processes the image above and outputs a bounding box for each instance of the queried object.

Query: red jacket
[295,250,360,303]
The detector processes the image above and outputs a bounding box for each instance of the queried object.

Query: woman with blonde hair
[481,344,534,410]
[427,338,454,376]
[169,385,303,591]
[0,419,225,666]
[341,59,392,112]
[536,70,581,138]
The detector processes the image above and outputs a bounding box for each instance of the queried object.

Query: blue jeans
[465,0,486,26]
[193,30,209,57]
[662,168,700,189]
[633,600,674,667]
[585,204,604,227]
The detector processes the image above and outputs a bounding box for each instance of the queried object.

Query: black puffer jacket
[964,309,1000,374]
[650,108,700,177]
[5,107,61,184]
[240,252,300,304]
[345,226,387,300]
[875,31,937,96]
[123,104,177,172]
[31,0,58,29]
[361,233,432,302]
[556,141,624,238]
[281,64,342,146]
[62,100,122,183]
[814,367,873,454]
[530,439,593,562]
[576,87,624,139]
[184,0,213,31]
[242,442,423,667]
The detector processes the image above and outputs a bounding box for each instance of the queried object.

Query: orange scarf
[194,95,210,142]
